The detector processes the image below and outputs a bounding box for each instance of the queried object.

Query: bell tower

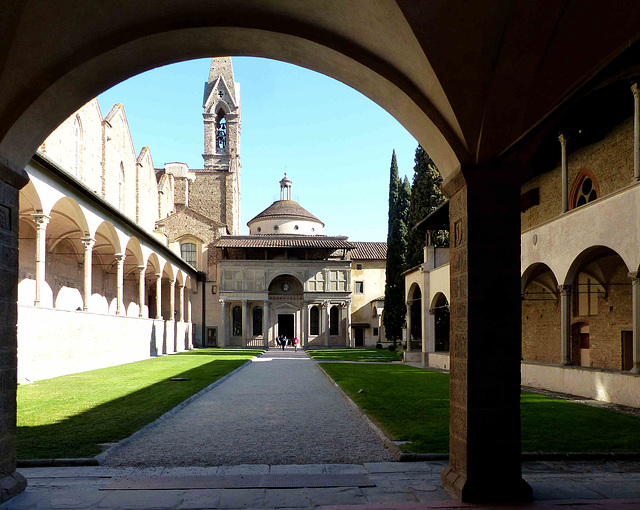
[201,57,241,234]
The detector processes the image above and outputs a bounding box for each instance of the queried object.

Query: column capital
[137,265,146,274]
[168,278,175,286]
[32,212,50,227]
[114,253,126,263]
[629,271,640,283]
[219,298,226,305]
[558,133,568,146]
[177,281,185,289]
[155,272,162,279]
[632,82,639,98]
[558,284,572,295]
[81,236,95,249]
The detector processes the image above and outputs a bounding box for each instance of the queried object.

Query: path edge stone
[96,355,259,464]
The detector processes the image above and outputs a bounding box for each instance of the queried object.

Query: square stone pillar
[440,165,531,503]
[0,157,28,503]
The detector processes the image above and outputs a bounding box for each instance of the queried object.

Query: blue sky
[98,57,418,241]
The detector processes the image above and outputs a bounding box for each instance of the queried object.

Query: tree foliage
[383,151,410,344]
[406,145,449,269]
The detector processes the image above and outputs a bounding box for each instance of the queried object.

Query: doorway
[278,314,294,340]
[354,328,364,347]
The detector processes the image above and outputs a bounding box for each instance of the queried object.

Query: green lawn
[320,362,640,454]
[306,348,402,362]
[17,348,262,459]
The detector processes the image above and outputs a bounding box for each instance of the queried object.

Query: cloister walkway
[102,349,394,467]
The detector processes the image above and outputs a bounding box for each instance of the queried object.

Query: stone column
[440,165,531,503]
[177,282,185,322]
[629,272,640,372]
[346,301,352,347]
[136,266,145,317]
[114,253,125,315]
[186,287,191,323]
[324,301,330,347]
[263,300,270,348]
[559,134,568,213]
[220,299,227,347]
[32,213,50,307]
[0,160,29,503]
[81,236,95,312]
[406,300,412,352]
[633,83,640,181]
[303,300,309,347]
[242,299,248,348]
[155,273,162,319]
[559,284,573,365]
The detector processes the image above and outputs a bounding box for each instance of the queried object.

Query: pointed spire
[204,57,237,106]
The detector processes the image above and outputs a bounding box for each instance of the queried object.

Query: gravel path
[102,349,394,467]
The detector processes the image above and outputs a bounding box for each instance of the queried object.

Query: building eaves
[350,242,387,260]
[214,235,354,249]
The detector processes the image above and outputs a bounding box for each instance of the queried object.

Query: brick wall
[522,282,561,363]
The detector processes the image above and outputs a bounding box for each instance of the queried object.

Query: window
[355,281,364,294]
[180,242,197,267]
[253,306,263,336]
[373,327,379,336]
[310,306,319,335]
[330,306,339,335]
[570,170,600,210]
[355,263,363,270]
[232,306,242,336]
[216,109,227,152]
[576,177,597,207]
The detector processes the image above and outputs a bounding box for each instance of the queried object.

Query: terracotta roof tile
[248,200,324,226]
[214,235,354,249]
[349,242,387,260]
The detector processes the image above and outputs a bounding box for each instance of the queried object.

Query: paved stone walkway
[102,349,394,467]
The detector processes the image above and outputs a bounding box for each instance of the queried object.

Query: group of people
[276,335,300,352]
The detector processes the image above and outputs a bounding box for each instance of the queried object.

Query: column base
[0,472,27,504]
[441,465,532,503]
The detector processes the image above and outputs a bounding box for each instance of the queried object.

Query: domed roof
[247,199,324,226]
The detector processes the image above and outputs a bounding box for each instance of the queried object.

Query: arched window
[71,116,81,177]
[232,306,242,336]
[253,306,263,336]
[180,242,197,267]
[570,169,600,209]
[329,306,339,335]
[216,109,227,152]
[310,306,319,335]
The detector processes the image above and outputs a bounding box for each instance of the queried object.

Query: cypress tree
[406,145,448,269]
[383,151,409,346]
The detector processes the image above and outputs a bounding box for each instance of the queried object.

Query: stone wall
[521,117,633,231]
[522,282,561,363]
[18,305,192,382]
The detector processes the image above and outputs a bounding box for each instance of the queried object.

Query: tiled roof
[248,200,324,226]
[350,242,387,260]
[214,235,354,249]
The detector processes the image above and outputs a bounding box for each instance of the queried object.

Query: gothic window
[330,306,339,335]
[310,306,319,335]
[216,110,227,152]
[180,242,197,267]
[253,306,263,336]
[571,170,600,209]
[232,306,242,336]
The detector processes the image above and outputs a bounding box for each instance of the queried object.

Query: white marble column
[177,282,185,322]
[324,301,330,347]
[168,279,175,321]
[242,299,248,348]
[559,134,569,213]
[633,83,640,182]
[115,253,125,315]
[220,299,227,347]
[155,273,162,319]
[137,266,145,317]
[81,236,95,312]
[303,301,309,348]
[424,309,436,366]
[559,285,572,365]
[32,213,50,307]
[630,272,640,372]
[346,300,352,348]
[186,286,192,322]
[406,300,412,351]
[263,300,270,348]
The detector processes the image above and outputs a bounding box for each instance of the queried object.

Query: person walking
[293,336,299,352]
[281,336,287,350]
